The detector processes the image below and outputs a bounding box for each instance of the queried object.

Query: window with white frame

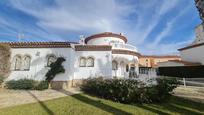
[22,55,31,70]
[79,57,86,67]
[47,54,57,66]
[112,60,118,70]
[87,57,94,67]
[13,55,22,70]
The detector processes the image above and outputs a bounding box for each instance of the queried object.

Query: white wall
[8,48,74,81]
[73,51,112,79]
[87,37,125,45]
[180,45,204,65]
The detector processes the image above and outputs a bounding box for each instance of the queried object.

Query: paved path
[173,86,204,103]
[0,88,80,109]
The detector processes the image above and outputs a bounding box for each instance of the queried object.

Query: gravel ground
[0,88,80,108]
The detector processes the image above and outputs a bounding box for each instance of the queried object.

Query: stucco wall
[8,48,113,81]
[180,45,204,65]
[73,51,112,79]
[8,48,74,81]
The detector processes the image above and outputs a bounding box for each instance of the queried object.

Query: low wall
[50,79,84,89]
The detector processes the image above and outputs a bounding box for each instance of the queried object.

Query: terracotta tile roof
[140,55,180,58]
[0,42,78,48]
[112,49,141,57]
[178,42,204,51]
[85,32,127,44]
[168,60,201,66]
[75,45,112,51]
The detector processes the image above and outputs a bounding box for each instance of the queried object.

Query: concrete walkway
[0,88,80,109]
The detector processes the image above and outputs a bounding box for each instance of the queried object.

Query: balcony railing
[111,43,138,52]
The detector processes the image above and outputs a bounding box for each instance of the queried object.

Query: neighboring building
[158,60,201,67]
[2,32,140,89]
[139,55,181,68]
[159,23,204,67]
[178,42,204,65]
[195,0,204,21]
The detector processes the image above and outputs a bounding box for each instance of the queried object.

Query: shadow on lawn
[56,90,132,115]
[136,96,204,115]
[27,91,54,115]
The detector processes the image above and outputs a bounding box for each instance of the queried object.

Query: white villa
[4,32,141,89]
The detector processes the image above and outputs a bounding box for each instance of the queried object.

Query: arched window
[112,60,118,70]
[13,55,22,70]
[79,57,86,67]
[47,54,57,66]
[87,57,94,67]
[22,55,31,70]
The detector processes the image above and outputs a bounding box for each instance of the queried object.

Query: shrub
[145,77,180,103]
[46,57,66,83]
[6,79,49,90]
[0,77,4,86]
[81,77,179,104]
[6,79,35,90]
[34,81,49,90]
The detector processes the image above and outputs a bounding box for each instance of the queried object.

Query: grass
[0,92,204,115]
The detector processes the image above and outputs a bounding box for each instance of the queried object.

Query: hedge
[158,66,204,78]
[6,79,49,90]
[81,77,179,103]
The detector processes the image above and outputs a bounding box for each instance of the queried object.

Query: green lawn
[0,93,204,115]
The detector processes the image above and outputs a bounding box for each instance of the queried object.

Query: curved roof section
[85,32,127,44]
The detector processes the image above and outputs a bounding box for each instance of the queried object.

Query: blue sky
[0,0,201,55]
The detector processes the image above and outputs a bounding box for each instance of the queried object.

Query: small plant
[45,57,66,83]
[34,81,49,90]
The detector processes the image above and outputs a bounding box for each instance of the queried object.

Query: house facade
[4,32,140,89]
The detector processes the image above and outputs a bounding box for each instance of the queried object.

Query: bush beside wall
[81,77,179,104]
[0,77,4,87]
[6,79,49,90]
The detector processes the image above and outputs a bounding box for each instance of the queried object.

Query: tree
[0,43,11,77]
[45,57,66,83]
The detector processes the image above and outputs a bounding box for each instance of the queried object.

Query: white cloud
[148,4,191,48]
[140,34,194,55]
[0,0,196,54]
